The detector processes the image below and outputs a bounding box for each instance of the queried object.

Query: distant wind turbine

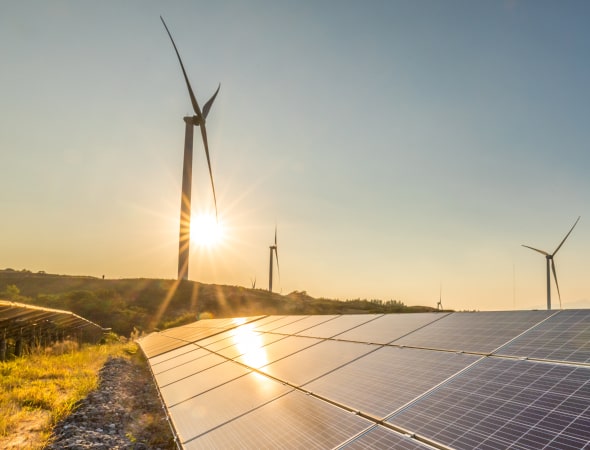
[161,16,220,281]
[269,226,280,292]
[522,216,580,310]
[437,283,443,311]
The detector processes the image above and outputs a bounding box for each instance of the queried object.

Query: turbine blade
[551,260,562,309]
[521,245,549,256]
[202,84,220,119]
[274,226,277,246]
[275,248,280,281]
[160,16,203,118]
[198,124,218,220]
[553,216,581,255]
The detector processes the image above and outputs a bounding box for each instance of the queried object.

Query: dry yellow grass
[0,341,130,449]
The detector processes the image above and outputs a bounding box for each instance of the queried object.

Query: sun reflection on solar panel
[232,323,268,368]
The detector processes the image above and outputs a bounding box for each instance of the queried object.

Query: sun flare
[190,213,225,247]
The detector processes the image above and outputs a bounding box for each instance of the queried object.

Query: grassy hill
[0,269,440,336]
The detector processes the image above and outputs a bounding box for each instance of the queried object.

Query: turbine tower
[161,17,220,280]
[269,226,280,292]
[522,216,580,310]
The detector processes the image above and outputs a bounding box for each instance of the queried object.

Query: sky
[1,1,589,312]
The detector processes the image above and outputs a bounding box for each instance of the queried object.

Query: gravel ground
[45,356,177,450]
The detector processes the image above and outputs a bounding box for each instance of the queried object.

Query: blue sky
[1,1,589,311]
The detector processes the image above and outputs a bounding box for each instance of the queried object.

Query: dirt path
[44,356,176,449]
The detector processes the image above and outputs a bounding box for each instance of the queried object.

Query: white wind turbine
[522,216,580,310]
[268,226,280,292]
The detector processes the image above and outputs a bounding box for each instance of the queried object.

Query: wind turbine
[268,226,280,292]
[161,16,220,281]
[436,283,443,311]
[522,216,580,310]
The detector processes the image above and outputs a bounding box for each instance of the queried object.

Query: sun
[190,213,225,247]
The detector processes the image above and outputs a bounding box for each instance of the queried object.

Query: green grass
[0,341,131,449]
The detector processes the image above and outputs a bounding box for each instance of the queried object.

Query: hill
[0,269,440,336]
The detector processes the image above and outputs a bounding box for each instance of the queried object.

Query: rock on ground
[45,356,176,450]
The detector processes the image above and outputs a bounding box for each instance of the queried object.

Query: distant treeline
[0,269,441,336]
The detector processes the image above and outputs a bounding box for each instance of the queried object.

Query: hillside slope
[0,269,438,336]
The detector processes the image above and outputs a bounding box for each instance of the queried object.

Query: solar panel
[388,357,590,450]
[394,310,555,353]
[184,389,372,450]
[497,309,590,363]
[305,347,480,419]
[138,311,590,449]
[260,340,378,386]
[334,312,445,344]
[297,314,381,339]
[159,360,250,406]
[338,425,431,449]
[170,372,293,445]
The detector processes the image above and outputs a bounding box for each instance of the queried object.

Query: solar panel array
[138,310,590,449]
